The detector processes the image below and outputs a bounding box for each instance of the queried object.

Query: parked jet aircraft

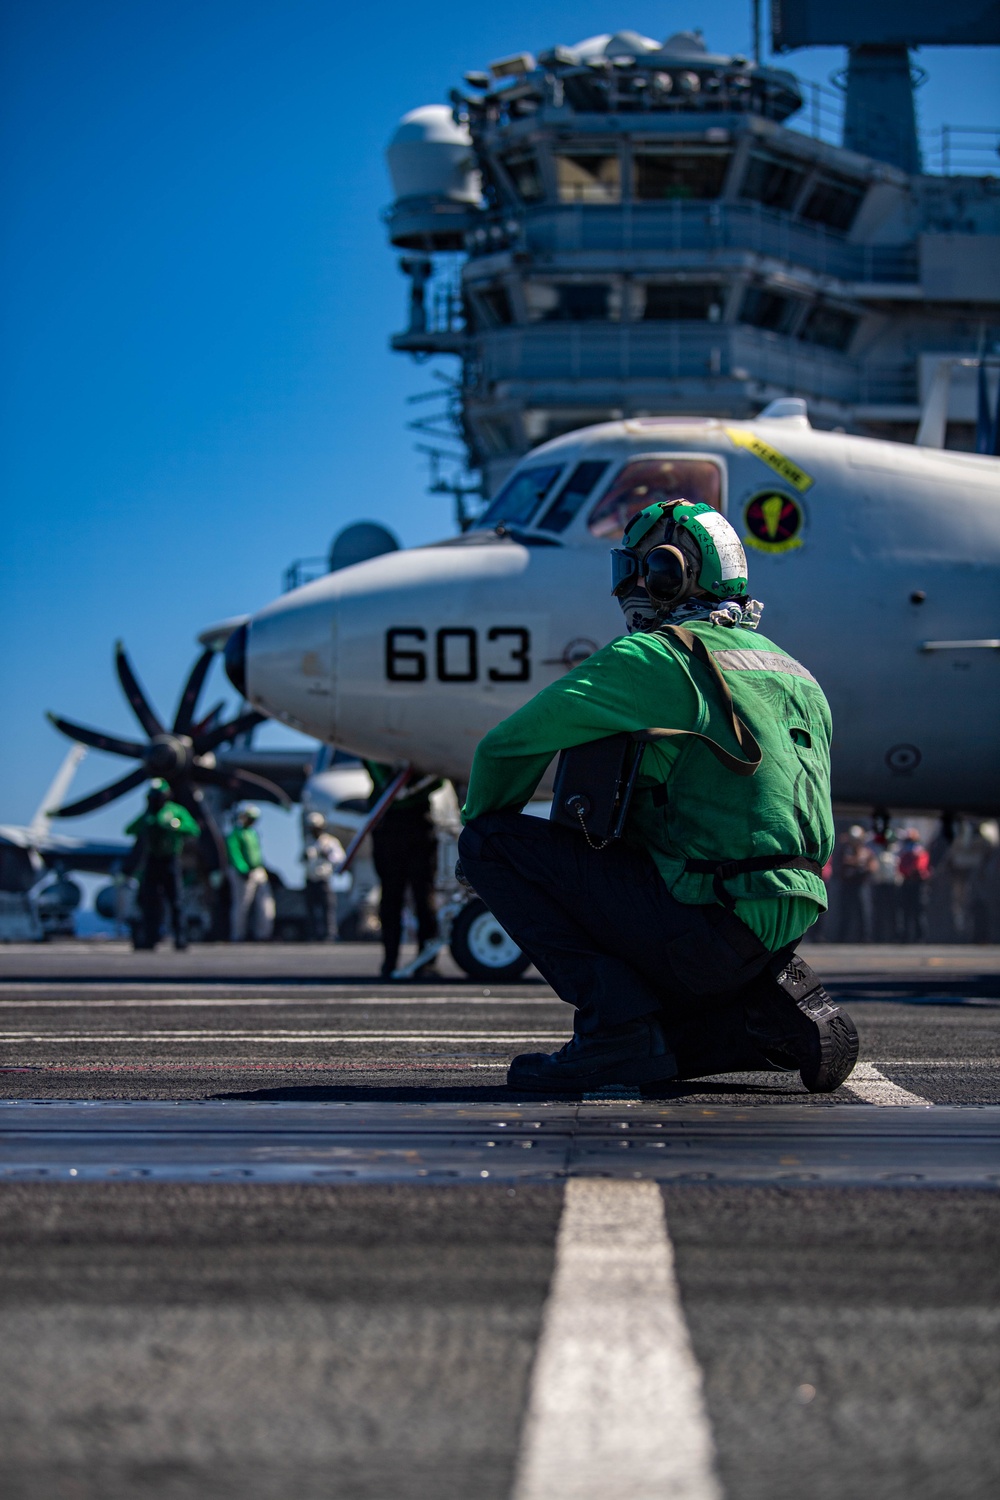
[225,403,1000,815]
[0,747,131,879]
[0,747,132,940]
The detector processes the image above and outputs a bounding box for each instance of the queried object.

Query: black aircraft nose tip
[224,622,248,699]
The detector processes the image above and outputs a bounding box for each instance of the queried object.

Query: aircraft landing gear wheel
[449,899,531,983]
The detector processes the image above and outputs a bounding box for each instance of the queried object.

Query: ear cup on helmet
[643,544,691,605]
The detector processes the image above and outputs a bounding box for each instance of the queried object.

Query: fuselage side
[242,418,1000,811]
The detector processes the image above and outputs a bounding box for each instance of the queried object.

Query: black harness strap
[637,625,763,778]
[684,853,824,911]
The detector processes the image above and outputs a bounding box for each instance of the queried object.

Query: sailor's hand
[454,859,474,892]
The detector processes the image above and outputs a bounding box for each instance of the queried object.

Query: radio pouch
[550,733,644,848]
[549,626,764,850]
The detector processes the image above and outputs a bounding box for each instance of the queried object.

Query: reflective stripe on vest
[712,648,818,686]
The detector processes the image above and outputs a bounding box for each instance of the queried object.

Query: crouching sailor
[457,499,858,1094]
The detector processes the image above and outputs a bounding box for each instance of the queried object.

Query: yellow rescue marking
[725,427,814,492]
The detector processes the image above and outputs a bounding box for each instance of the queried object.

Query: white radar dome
[387,105,480,205]
[661,32,709,56]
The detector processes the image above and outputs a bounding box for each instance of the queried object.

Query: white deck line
[512,1178,721,1500]
[0,1031,567,1044]
[0,995,557,1006]
[845,1062,933,1106]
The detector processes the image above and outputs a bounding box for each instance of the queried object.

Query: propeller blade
[115,641,165,739]
[172,647,215,735]
[192,763,292,809]
[190,699,226,739]
[193,709,265,755]
[45,713,145,761]
[48,766,150,818]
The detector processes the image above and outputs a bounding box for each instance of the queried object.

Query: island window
[554,151,621,203]
[738,151,806,211]
[632,149,731,201]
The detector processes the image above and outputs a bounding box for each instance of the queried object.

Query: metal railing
[475,55,997,179]
[282,557,328,593]
[787,77,998,178]
[521,202,918,283]
[926,126,1000,177]
[430,273,464,334]
[472,323,918,407]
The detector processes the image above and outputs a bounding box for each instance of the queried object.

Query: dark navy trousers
[458,811,775,1034]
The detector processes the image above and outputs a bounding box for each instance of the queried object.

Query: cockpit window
[537,461,610,534]
[480,464,564,530]
[587,458,722,538]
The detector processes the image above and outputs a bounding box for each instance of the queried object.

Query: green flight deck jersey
[226,826,264,876]
[462,620,834,952]
[125,801,200,860]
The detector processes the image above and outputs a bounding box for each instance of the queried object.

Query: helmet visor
[610,547,640,598]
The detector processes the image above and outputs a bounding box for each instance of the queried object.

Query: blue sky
[2,0,997,878]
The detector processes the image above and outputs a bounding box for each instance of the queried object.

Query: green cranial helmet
[623,500,748,602]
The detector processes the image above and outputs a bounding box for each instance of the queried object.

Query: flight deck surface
[1,940,997,1106]
[0,942,997,1499]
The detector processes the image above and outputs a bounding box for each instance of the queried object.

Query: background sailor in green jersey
[226,805,275,942]
[458,498,859,1094]
[124,779,200,951]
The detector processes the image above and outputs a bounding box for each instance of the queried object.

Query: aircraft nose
[223,623,248,699]
[236,581,337,738]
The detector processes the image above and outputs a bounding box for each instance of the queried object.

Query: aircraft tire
[449,898,531,983]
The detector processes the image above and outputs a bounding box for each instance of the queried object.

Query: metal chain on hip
[575,804,612,851]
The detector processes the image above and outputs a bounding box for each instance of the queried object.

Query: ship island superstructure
[382,27,1000,498]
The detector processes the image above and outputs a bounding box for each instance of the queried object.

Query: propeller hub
[146,735,193,778]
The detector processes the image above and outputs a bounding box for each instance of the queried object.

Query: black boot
[670,1000,780,1082]
[507,1014,679,1093]
[744,953,859,1093]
